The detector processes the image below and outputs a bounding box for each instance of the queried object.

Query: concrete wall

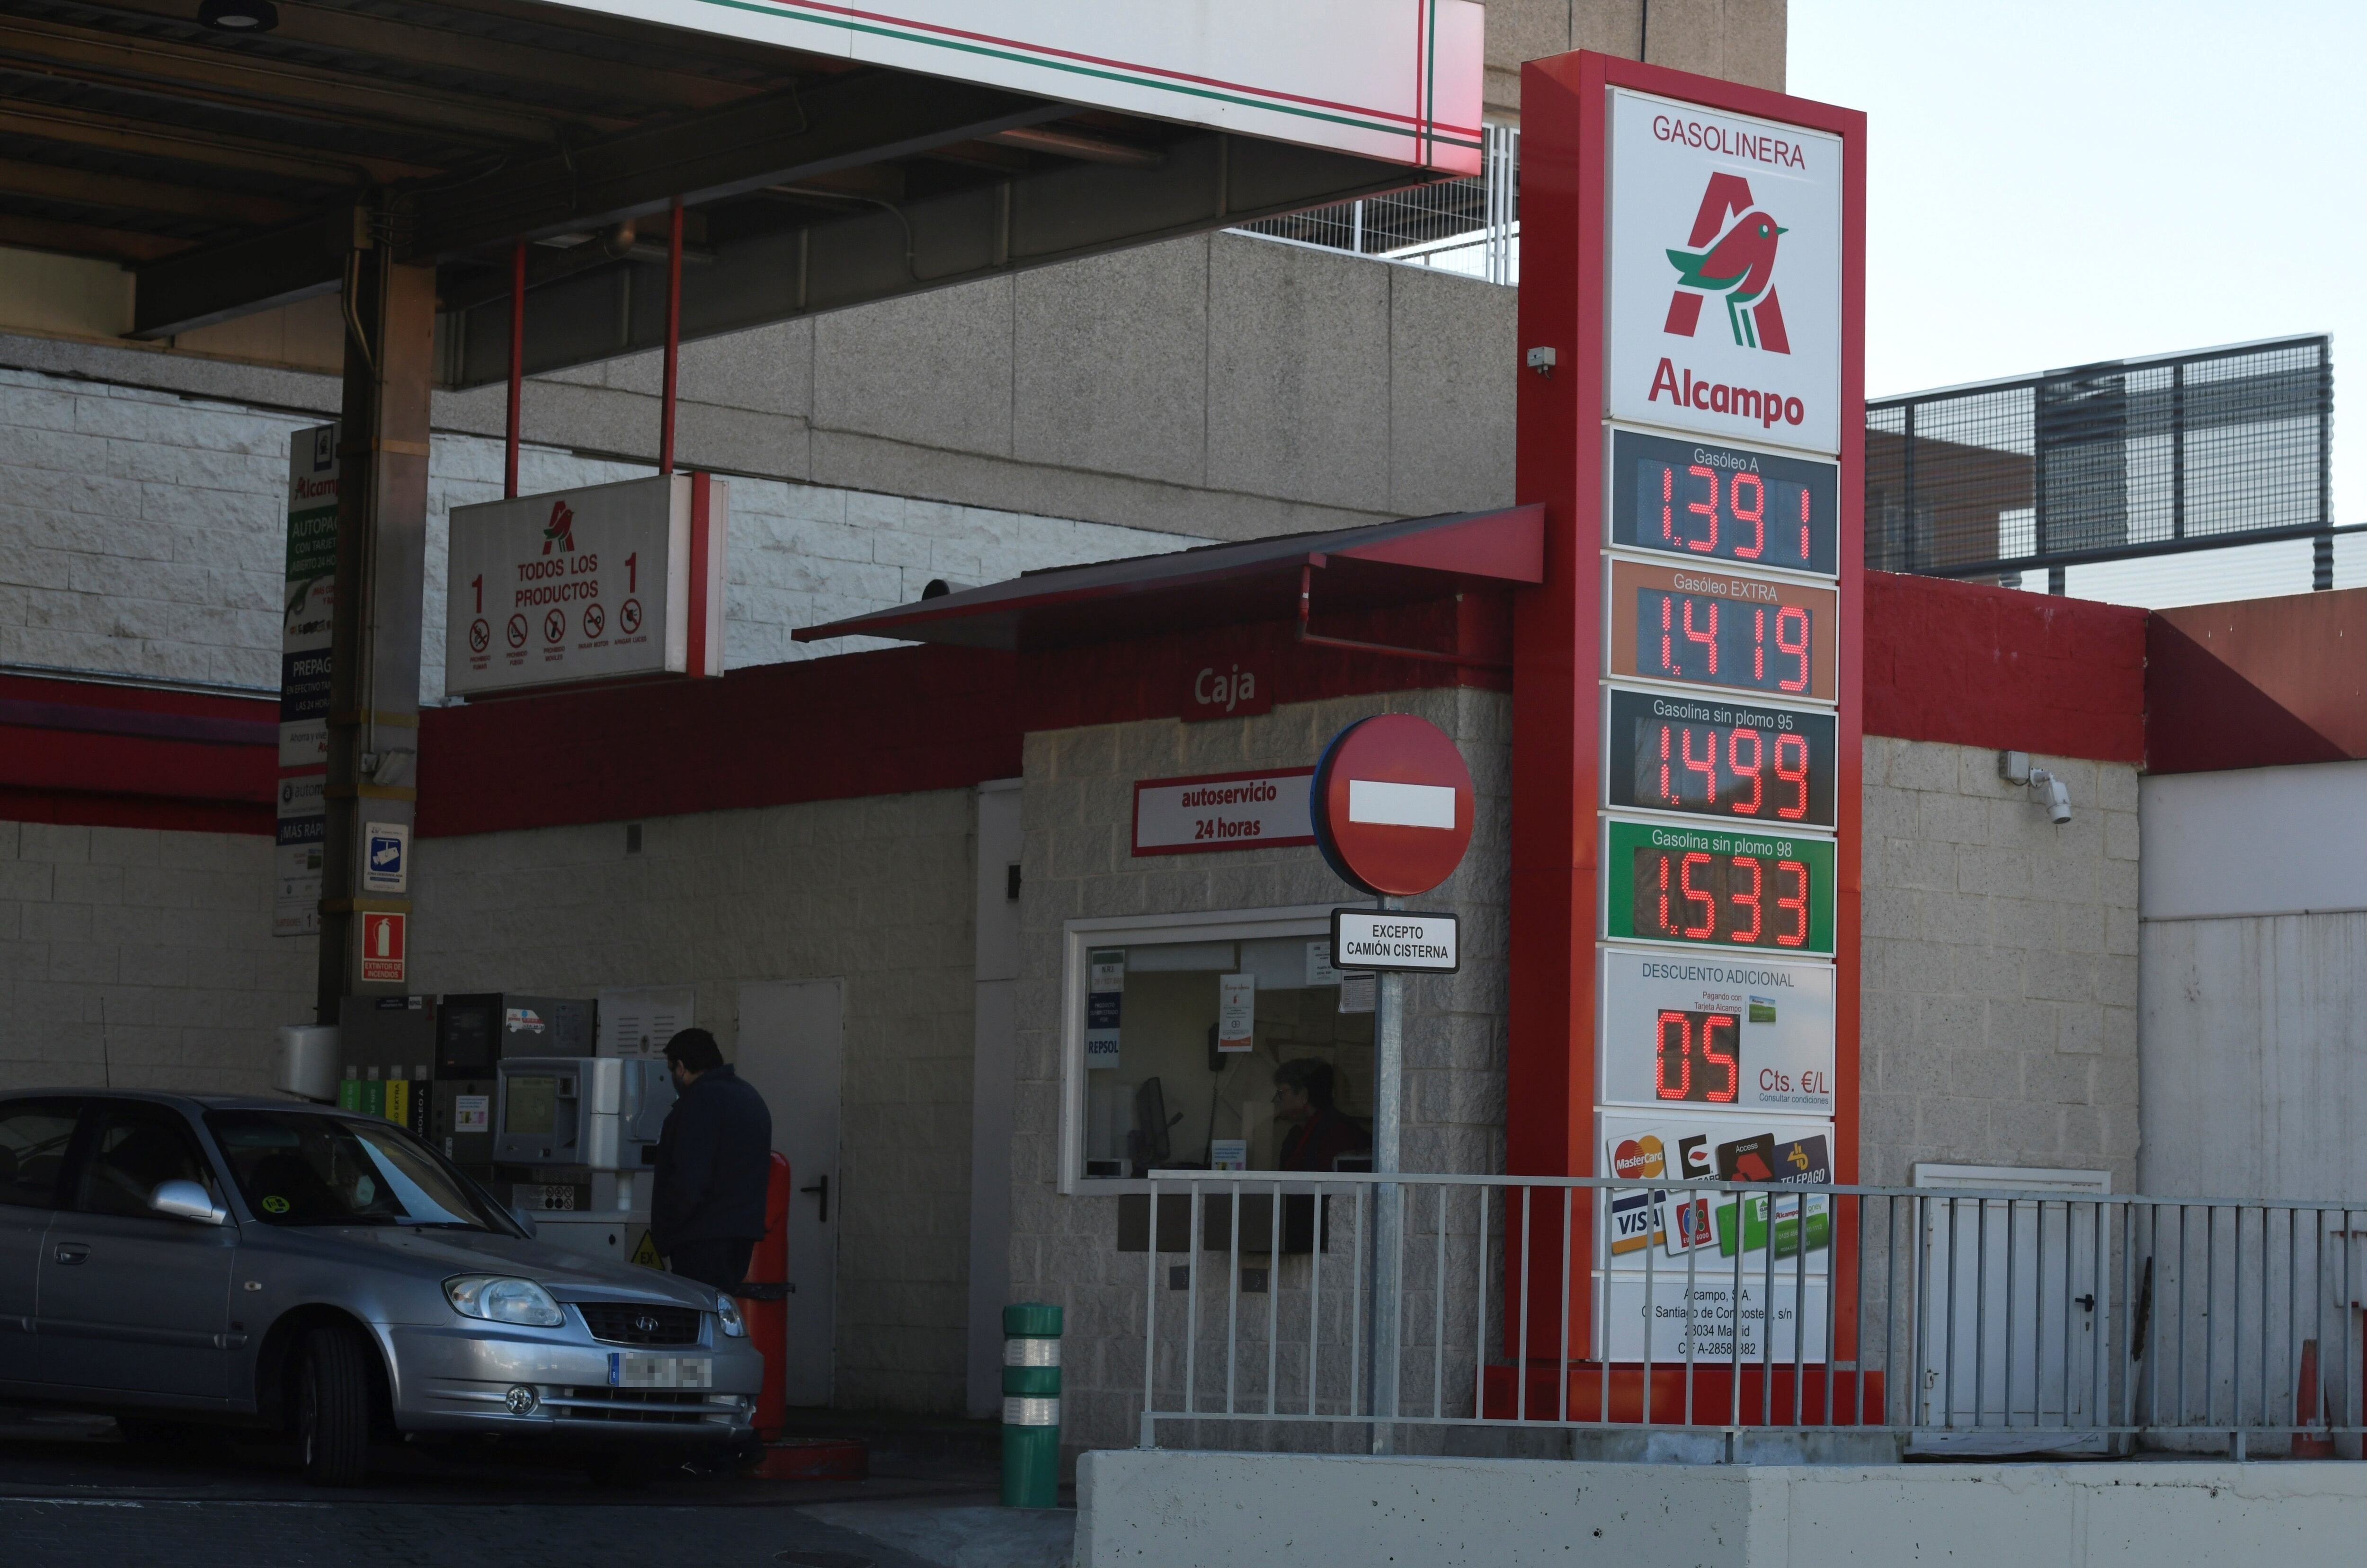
[1859,738,2142,1191]
[1006,687,1513,1456]
[1486,0,1788,119]
[2139,761,2367,1201]
[0,820,311,1096]
[405,791,981,1414]
[1076,1449,2367,1568]
[0,348,1196,697]
[434,232,1518,544]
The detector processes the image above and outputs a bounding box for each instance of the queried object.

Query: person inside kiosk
[1081,936,1374,1179]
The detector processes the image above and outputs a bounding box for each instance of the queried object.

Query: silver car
[0,1090,765,1485]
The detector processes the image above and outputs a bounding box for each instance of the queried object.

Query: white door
[735,980,844,1407]
[1913,1164,2111,1454]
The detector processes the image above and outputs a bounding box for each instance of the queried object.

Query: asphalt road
[0,1407,1072,1568]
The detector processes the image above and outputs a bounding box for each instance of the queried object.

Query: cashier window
[1062,907,1373,1188]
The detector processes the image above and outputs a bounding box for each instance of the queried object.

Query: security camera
[2028,768,2072,825]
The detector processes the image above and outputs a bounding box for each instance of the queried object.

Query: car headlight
[715,1291,747,1338]
[445,1275,565,1328]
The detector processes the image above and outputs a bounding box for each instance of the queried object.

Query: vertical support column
[1507,52,1608,1351]
[506,239,524,500]
[660,198,683,476]
[318,239,433,1022]
[1370,896,1405,1453]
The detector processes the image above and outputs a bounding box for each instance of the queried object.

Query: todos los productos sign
[445,472,726,698]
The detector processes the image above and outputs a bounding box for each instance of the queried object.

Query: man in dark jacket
[1273,1058,1371,1172]
[650,1028,774,1290]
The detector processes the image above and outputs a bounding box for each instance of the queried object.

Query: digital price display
[1653,1009,1739,1102]
[1605,688,1837,830]
[1596,948,1835,1114]
[1605,559,1838,702]
[1602,818,1836,956]
[1608,428,1840,577]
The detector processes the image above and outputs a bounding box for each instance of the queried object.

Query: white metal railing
[1133,1172,2367,1458]
[1230,124,1518,285]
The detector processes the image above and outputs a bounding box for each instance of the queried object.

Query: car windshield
[206,1111,516,1232]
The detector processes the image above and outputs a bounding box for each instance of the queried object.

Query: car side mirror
[150,1179,227,1225]
[507,1204,539,1239]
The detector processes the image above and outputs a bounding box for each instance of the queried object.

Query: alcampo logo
[1664,173,1790,354]
[540,498,576,556]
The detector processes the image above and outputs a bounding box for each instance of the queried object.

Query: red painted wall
[0,673,277,834]
[414,644,1021,838]
[1863,571,2147,764]
[0,575,2164,842]
[2146,588,2367,774]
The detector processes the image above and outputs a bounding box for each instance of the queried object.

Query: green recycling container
[1000,1302,1061,1507]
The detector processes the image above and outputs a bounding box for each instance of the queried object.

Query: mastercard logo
[1610,1134,1666,1181]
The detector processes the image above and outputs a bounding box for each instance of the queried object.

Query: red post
[737,1151,792,1439]
[1507,51,1865,1388]
[505,239,524,499]
[660,198,682,476]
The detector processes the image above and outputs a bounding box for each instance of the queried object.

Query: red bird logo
[540,498,575,556]
[1664,172,1791,354]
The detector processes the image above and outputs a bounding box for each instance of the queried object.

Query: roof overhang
[794,504,1545,652]
[0,0,1480,380]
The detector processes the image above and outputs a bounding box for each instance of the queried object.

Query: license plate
[608,1353,712,1390]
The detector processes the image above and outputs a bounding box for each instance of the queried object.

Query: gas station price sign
[1609,428,1839,577]
[1605,688,1837,830]
[1607,558,1838,702]
[1596,946,1835,1113]
[1602,818,1835,956]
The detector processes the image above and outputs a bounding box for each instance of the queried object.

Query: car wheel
[294,1324,373,1487]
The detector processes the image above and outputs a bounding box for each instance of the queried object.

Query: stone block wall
[405,789,982,1415]
[1859,737,2142,1189]
[0,820,312,1094]
[1005,687,1513,1456]
[0,356,1197,700]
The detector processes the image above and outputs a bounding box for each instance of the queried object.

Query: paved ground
[0,1407,1077,1568]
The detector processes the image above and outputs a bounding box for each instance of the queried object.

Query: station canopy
[795,504,1544,651]
[0,0,1481,381]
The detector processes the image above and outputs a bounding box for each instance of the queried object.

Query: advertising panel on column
[444,472,727,699]
[1503,48,1861,1399]
[276,424,337,938]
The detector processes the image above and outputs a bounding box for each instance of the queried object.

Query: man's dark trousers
[668,1238,756,1291]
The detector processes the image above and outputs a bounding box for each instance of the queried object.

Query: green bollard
[1000,1301,1062,1508]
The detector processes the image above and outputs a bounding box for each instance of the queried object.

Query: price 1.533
[1603,820,1837,956]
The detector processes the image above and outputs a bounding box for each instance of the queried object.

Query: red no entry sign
[1311,714,1476,897]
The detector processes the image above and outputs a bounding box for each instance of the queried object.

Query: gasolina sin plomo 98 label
[1601,817,1835,957]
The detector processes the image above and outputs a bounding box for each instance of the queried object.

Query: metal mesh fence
[1232,125,1518,284]
[1867,337,2332,581]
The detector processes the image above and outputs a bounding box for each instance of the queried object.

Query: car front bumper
[385,1323,765,1442]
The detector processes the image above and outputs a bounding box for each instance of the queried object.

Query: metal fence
[1865,336,2336,585]
[1231,124,1518,285]
[1133,1172,2365,1458]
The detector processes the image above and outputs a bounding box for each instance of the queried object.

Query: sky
[1787,0,2366,604]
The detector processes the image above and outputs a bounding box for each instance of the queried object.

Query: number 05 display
[1596,947,1836,1113]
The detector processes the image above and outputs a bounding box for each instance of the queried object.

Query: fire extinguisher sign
[360,911,407,983]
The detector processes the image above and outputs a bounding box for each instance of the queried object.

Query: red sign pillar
[1508,50,1866,1380]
